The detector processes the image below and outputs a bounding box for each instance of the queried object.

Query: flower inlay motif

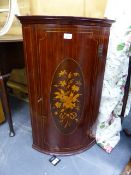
[50,59,84,134]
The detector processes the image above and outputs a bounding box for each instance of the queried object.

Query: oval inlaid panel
[50,58,84,134]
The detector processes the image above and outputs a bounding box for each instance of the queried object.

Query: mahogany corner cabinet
[18,16,114,155]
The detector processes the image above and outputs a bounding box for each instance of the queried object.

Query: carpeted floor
[0,96,131,175]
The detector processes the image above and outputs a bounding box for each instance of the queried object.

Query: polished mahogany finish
[18,16,114,155]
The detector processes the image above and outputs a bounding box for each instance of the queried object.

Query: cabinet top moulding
[17,15,114,27]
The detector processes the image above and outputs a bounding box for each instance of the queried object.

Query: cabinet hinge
[98,44,104,59]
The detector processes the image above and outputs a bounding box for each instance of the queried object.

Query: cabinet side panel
[22,25,43,147]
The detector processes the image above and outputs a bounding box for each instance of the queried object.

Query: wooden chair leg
[120,56,131,136]
[0,75,15,137]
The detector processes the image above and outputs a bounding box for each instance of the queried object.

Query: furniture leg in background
[121,56,131,136]
[0,74,15,137]
[0,39,24,137]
